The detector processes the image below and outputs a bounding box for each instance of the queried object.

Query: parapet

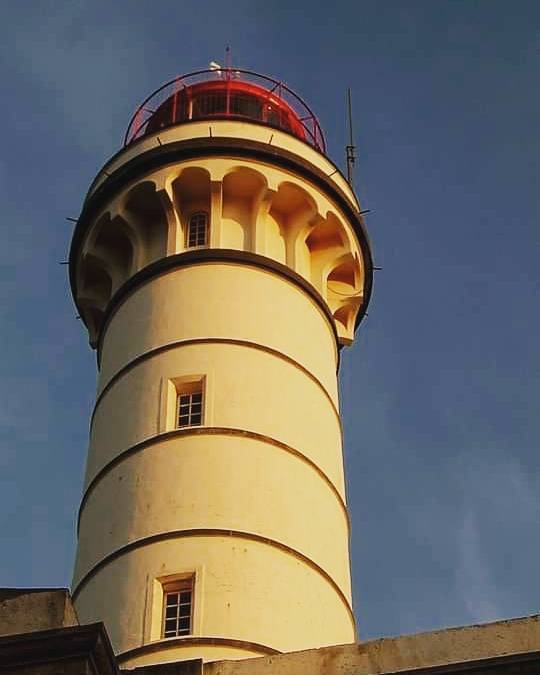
[1,590,539,675]
[203,614,540,675]
[0,587,78,636]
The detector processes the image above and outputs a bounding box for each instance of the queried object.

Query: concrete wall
[0,589,78,636]
[205,615,540,675]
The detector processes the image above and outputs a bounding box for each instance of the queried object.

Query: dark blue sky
[1,1,539,640]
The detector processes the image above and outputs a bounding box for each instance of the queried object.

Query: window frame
[176,387,204,428]
[161,576,194,639]
[186,211,209,248]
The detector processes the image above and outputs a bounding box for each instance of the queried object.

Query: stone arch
[89,214,135,292]
[123,181,169,264]
[303,211,349,295]
[222,166,267,252]
[78,304,104,348]
[170,168,211,251]
[268,181,317,271]
[77,253,114,346]
[305,213,346,254]
[78,253,113,308]
[333,303,358,336]
[327,254,358,293]
[326,252,363,341]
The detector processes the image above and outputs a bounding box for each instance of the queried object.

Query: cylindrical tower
[70,68,372,669]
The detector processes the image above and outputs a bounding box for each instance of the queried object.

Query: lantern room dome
[124,68,326,153]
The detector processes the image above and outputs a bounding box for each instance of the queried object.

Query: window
[192,91,227,117]
[161,376,207,433]
[187,212,208,248]
[177,389,203,427]
[162,578,193,638]
[230,93,262,119]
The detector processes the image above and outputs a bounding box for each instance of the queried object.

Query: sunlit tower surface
[70,66,373,669]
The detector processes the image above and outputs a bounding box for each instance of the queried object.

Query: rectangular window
[187,212,208,248]
[177,389,203,428]
[162,578,193,638]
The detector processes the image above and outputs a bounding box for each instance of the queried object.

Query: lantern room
[124,68,326,153]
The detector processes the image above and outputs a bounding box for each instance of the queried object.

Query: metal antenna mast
[346,87,356,187]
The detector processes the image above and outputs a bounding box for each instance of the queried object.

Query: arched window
[187,212,208,248]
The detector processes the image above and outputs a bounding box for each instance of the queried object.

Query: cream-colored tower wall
[75,434,351,592]
[87,337,344,496]
[71,119,371,668]
[75,538,355,667]
[74,264,353,664]
[98,263,338,402]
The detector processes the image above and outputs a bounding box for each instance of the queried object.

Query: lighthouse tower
[70,67,372,669]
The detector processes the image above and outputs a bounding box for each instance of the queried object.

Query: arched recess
[222,167,266,252]
[78,304,104,348]
[171,168,211,250]
[77,254,113,346]
[327,253,362,339]
[89,214,135,292]
[304,212,349,296]
[123,182,169,265]
[327,253,358,294]
[269,181,317,270]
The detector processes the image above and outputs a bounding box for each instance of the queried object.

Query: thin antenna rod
[225,45,231,71]
[346,87,356,187]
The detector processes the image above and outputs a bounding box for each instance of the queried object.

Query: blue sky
[1,0,539,641]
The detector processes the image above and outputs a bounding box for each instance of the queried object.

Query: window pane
[177,390,203,428]
[165,618,177,631]
[193,92,227,117]
[163,583,193,637]
[230,94,262,119]
[187,213,208,247]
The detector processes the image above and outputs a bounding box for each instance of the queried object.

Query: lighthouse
[69,67,373,669]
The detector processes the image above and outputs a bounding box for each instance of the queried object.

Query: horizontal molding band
[77,426,349,536]
[87,118,348,202]
[71,528,356,630]
[70,136,373,332]
[116,635,281,663]
[91,337,340,432]
[95,249,339,363]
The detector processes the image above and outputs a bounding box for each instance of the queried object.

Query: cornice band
[71,528,356,630]
[91,337,340,431]
[116,635,281,663]
[77,426,350,536]
[95,249,340,361]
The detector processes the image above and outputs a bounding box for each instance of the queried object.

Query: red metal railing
[124,68,326,154]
